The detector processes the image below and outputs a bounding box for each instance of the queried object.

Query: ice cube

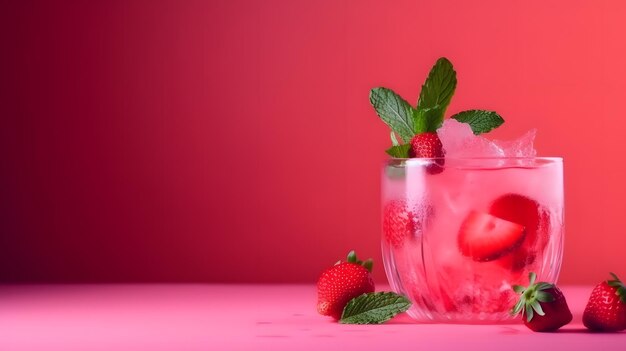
[437,119,504,157]
[493,129,537,157]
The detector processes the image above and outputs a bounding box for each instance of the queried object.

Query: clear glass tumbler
[381,157,564,322]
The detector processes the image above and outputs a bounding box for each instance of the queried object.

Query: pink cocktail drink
[382,157,564,322]
[370,57,565,322]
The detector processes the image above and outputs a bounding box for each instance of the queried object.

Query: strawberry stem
[528,272,537,286]
[347,251,357,263]
[607,272,626,303]
[363,259,373,273]
[343,251,374,273]
[511,271,556,322]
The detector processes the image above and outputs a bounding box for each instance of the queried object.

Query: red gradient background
[1,0,625,284]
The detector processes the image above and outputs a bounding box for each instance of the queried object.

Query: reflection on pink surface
[0,285,623,350]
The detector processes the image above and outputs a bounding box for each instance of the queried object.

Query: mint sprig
[414,105,445,133]
[369,88,416,143]
[370,57,506,157]
[386,131,412,158]
[339,292,411,324]
[385,144,411,158]
[417,57,457,130]
[451,110,505,135]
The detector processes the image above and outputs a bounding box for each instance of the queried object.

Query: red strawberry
[583,273,626,332]
[316,251,375,320]
[489,194,550,272]
[458,211,526,262]
[409,132,445,174]
[383,200,417,248]
[511,272,572,332]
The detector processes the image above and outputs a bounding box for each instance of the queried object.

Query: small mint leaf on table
[339,292,412,324]
[416,57,457,130]
[451,110,504,135]
[385,144,411,158]
[370,87,416,143]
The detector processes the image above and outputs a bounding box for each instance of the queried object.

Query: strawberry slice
[489,194,548,245]
[458,211,526,262]
[489,194,550,271]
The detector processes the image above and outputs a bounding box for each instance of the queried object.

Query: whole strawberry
[409,132,444,158]
[583,273,626,332]
[316,251,375,320]
[511,272,572,332]
[409,132,445,174]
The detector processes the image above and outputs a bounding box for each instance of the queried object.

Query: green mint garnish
[385,144,411,158]
[451,110,505,135]
[414,105,444,133]
[416,57,457,130]
[390,131,400,146]
[369,87,416,143]
[339,292,412,324]
[370,57,505,157]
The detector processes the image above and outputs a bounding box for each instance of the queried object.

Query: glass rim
[385,156,563,161]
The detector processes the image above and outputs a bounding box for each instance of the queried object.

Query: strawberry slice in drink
[488,194,550,272]
[458,211,526,262]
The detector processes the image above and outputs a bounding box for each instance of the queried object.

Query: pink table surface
[0,284,624,350]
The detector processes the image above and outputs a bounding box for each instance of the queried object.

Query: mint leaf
[390,132,400,146]
[451,110,504,135]
[413,105,444,133]
[417,57,457,127]
[339,292,411,324]
[370,88,416,143]
[385,144,411,158]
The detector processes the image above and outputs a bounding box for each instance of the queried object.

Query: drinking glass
[381,157,564,322]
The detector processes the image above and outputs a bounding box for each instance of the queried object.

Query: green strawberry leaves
[339,292,412,324]
[451,110,505,135]
[511,272,556,323]
[607,272,626,303]
[370,57,505,157]
[345,250,374,272]
[369,88,416,143]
